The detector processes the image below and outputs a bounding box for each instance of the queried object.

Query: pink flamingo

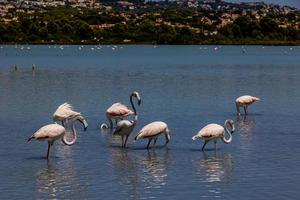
[134,121,171,149]
[101,91,141,129]
[53,103,88,145]
[235,95,260,115]
[192,119,235,151]
[53,102,88,130]
[112,112,138,148]
[28,124,77,160]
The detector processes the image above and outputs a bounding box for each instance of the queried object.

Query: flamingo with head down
[101,91,141,129]
[235,95,260,115]
[192,119,235,151]
[53,103,88,144]
[134,121,171,149]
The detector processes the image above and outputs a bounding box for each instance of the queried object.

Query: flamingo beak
[78,118,88,131]
[83,120,88,131]
[27,136,35,143]
[138,99,141,106]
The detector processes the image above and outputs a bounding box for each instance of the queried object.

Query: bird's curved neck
[222,121,232,144]
[130,95,137,115]
[62,123,77,146]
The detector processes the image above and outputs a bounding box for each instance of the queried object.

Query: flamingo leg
[147,138,153,149]
[121,136,124,147]
[214,140,217,150]
[201,140,208,151]
[153,138,158,147]
[47,142,51,160]
[236,103,241,116]
[109,118,113,129]
[124,135,129,148]
[244,106,248,115]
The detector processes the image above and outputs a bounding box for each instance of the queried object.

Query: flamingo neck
[62,123,77,146]
[221,120,232,144]
[164,128,171,144]
[130,94,137,115]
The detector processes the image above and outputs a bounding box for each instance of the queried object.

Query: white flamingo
[53,102,88,130]
[134,121,171,149]
[27,124,77,160]
[235,95,260,115]
[112,111,138,148]
[101,91,141,129]
[192,119,235,151]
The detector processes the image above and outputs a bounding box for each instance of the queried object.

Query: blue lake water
[0,45,300,199]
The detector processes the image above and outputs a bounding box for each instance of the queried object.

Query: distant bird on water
[28,124,75,160]
[192,119,235,151]
[134,121,171,149]
[235,95,260,115]
[53,103,88,145]
[101,91,141,129]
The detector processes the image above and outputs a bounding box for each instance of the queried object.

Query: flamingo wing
[197,124,224,139]
[33,124,65,139]
[53,102,81,119]
[106,103,134,117]
[136,121,167,139]
[236,95,260,104]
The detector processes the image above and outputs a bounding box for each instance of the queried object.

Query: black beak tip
[84,127,87,131]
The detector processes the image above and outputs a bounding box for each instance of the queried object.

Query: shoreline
[1,41,300,46]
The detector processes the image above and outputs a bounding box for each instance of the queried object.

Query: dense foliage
[0,7,299,44]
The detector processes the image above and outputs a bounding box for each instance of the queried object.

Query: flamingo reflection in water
[35,161,86,199]
[139,149,170,189]
[110,148,139,199]
[196,151,233,183]
[237,115,256,135]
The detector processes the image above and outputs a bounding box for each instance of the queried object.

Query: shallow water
[0,45,300,199]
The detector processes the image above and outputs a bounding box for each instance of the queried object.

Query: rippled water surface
[1,45,300,199]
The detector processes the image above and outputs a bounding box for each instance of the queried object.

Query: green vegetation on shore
[0,7,299,45]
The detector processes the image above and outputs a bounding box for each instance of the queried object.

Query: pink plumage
[235,95,260,115]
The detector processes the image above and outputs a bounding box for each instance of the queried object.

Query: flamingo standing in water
[112,110,138,148]
[101,91,141,129]
[235,95,260,115]
[134,121,171,149]
[28,124,77,160]
[192,119,235,151]
[53,103,88,144]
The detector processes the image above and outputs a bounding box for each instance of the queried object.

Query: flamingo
[101,91,141,129]
[53,103,88,145]
[192,119,235,151]
[53,102,88,130]
[134,121,171,149]
[235,95,260,115]
[27,124,77,160]
[112,110,138,148]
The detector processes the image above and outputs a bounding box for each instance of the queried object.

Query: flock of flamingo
[27,91,260,160]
